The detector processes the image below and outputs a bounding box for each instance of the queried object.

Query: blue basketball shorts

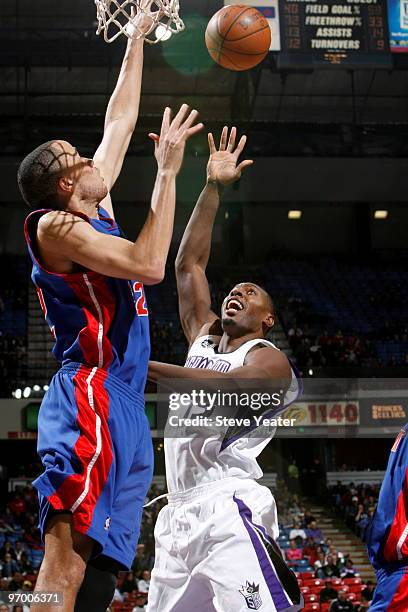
[370,565,408,611]
[33,362,153,570]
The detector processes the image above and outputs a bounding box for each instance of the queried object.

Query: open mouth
[225,297,245,315]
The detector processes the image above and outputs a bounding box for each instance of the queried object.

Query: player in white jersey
[147,127,303,612]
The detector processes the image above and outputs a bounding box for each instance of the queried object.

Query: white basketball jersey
[164,335,300,493]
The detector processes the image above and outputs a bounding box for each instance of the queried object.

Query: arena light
[308,369,314,376]
[14,388,22,399]
[23,386,31,398]
[33,384,41,392]
[288,210,302,220]
[374,209,388,220]
[43,384,49,392]
[155,23,172,41]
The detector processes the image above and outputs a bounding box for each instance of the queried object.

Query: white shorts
[147,478,303,612]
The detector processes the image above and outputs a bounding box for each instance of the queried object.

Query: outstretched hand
[149,104,203,176]
[207,126,253,186]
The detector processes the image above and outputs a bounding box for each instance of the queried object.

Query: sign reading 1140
[278,0,392,68]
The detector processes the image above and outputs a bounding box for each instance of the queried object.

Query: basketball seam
[218,6,254,40]
[226,24,271,43]
[205,29,221,51]
[221,47,269,56]
[217,5,254,63]
[218,50,245,70]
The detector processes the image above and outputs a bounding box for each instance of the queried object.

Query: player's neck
[217,329,263,353]
[66,197,100,219]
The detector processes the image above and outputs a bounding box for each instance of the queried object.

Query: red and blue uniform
[367,424,408,610]
[24,206,153,569]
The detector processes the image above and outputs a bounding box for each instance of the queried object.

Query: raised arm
[148,345,291,381]
[38,105,203,284]
[93,5,152,217]
[175,127,253,344]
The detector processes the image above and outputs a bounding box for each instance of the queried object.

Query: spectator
[13,543,25,564]
[321,554,341,578]
[18,553,32,575]
[304,539,319,566]
[2,555,19,579]
[0,543,15,561]
[319,580,338,603]
[8,572,23,592]
[361,581,375,602]
[289,520,306,543]
[137,569,151,594]
[340,558,356,578]
[303,510,316,526]
[131,593,148,611]
[133,543,154,573]
[285,540,303,562]
[305,520,324,543]
[329,590,354,611]
[327,545,344,563]
[120,571,138,594]
[314,550,326,572]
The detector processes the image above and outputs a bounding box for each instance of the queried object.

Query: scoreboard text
[278,0,392,67]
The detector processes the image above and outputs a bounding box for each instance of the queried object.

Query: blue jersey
[24,207,150,393]
[367,424,408,570]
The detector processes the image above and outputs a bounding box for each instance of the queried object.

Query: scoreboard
[278,0,392,67]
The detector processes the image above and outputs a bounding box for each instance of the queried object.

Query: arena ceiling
[1,0,408,156]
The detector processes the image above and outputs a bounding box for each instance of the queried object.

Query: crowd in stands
[328,482,380,545]
[265,254,408,371]
[275,482,376,611]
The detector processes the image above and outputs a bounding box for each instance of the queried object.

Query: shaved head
[17,141,62,208]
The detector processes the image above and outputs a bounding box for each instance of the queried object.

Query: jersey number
[133,282,148,316]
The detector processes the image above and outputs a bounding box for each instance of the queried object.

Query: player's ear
[264,313,274,330]
[58,176,74,195]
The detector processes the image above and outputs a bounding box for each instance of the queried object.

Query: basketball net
[94,0,185,44]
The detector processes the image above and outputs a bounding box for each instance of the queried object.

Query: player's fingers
[236,159,253,173]
[180,108,199,131]
[219,126,228,151]
[227,127,237,151]
[234,134,247,157]
[148,133,160,148]
[208,133,217,154]
[170,103,190,131]
[184,123,204,139]
[160,107,171,138]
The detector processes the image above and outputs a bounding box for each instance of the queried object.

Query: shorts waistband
[59,362,144,409]
[167,477,253,505]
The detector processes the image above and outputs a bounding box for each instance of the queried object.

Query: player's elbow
[175,257,197,278]
[142,264,165,285]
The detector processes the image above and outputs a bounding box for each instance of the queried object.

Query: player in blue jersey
[17,13,203,612]
[366,425,408,611]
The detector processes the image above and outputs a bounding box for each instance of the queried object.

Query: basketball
[205,5,271,71]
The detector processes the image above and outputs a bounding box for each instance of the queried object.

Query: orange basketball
[205,5,271,71]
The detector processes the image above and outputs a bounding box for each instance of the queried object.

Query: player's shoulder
[246,341,291,370]
[37,210,88,240]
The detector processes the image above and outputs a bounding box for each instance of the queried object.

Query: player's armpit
[37,211,164,284]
